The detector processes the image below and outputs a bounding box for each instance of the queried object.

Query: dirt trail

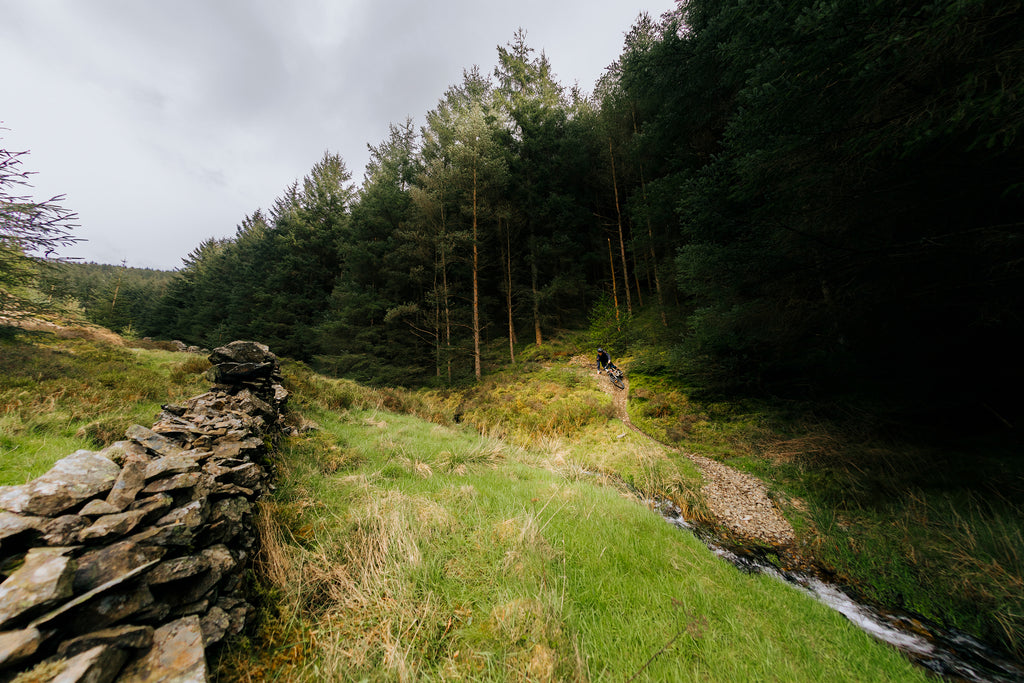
[575,355,795,547]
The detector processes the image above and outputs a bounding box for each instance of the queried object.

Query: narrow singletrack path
[574,355,795,547]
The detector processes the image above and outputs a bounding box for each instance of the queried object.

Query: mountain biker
[596,347,617,374]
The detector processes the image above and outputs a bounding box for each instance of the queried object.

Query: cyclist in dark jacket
[596,347,617,373]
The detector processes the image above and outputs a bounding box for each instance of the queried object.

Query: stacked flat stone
[0,341,286,683]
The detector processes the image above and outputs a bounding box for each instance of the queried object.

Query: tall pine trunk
[609,140,632,316]
[472,164,481,381]
[632,249,644,307]
[503,219,515,362]
[434,261,441,377]
[608,237,620,323]
[531,237,542,346]
[634,108,667,325]
[441,237,452,383]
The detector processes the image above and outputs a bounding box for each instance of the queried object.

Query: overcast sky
[1,0,677,270]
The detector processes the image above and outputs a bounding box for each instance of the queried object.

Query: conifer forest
[48,1,1023,413]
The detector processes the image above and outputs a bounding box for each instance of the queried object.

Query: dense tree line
[121,2,1019,406]
[36,262,175,334]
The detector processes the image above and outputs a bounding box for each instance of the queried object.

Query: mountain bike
[605,365,625,390]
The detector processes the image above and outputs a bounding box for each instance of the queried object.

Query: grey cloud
[1,0,676,269]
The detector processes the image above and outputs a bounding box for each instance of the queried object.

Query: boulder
[208,341,277,366]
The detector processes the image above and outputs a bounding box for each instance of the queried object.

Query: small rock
[98,440,151,466]
[105,459,149,511]
[0,547,76,629]
[78,509,148,543]
[58,624,154,658]
[125,425,183,459]
[42,644,127,683]
[199,606,230,647]
[0,626,44,667]
[0,451,120,516]
[74,540,166,593]
[42,515,90,546]
[0,511,44,546]
[116,615,207,683]
[79,499,121,517]
[144,455,201,481]
[145,556,210,585]
[141,472,203,495]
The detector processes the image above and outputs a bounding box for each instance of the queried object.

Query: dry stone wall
[0,341,286,683]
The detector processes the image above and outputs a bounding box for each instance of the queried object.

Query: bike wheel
[610,375,625,390]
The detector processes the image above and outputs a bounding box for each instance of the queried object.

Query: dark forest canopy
[85,2,1021,411]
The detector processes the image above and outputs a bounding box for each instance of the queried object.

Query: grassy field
[2,328,992,680]
[0,329,209,486]
[218,398,926,681]
[193,349,923,681]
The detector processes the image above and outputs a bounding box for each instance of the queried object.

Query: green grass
[622,369,1024,661]
[0,330,209,485]
[1,328,1007,679]
[218,397,928,681]
[286,336,1024,664]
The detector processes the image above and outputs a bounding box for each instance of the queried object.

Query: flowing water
[656,501,1024,683]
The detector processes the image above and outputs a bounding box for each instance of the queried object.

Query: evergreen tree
[0,138,79,322]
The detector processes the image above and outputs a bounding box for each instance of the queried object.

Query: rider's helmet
[598,347,604,353]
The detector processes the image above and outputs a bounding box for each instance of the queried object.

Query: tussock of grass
[458,371,613,444]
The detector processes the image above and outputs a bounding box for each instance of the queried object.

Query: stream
[655,500,1024,683]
